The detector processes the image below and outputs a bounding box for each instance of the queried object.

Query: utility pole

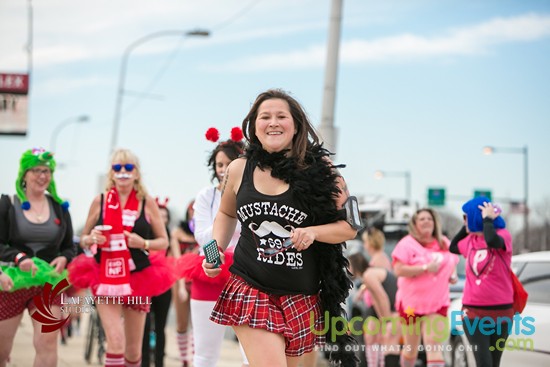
[318,0,343,158]
[27,0,33,77]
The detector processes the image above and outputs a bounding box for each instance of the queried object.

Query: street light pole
[50,114,90,154]
[375,170,412,204]
[523,145,529,247]
[26,0,33,77]
[110,29,210,153]
[318,0,343,157]
[483,145,529,251]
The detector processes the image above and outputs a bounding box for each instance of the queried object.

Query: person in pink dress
[450,197,513,367]
[392,208,459,367]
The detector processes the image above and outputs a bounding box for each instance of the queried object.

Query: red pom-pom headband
[205,127,220,142]
[205,127,243,143]
[230,127,243,142]
[155,197,169,209]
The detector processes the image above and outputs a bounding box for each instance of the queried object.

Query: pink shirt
[392,235,459,315]
[457,229,513,306]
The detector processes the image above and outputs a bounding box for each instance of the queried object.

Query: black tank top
[94,194,152,271]
[366,270,398,318]
[230,159,320,295]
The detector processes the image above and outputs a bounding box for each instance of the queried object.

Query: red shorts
[0,287,62,321]
[210,274,324,357]
[398,306,448,325]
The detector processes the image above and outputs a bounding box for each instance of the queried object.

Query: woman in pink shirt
[392,208,459,367]
[450,197,513,367]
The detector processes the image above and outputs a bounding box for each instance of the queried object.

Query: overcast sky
[1,0,549,234]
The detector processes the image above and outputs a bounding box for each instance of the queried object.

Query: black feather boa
[245,143,359,367]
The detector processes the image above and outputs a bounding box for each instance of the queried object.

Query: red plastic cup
[94,225,112,248]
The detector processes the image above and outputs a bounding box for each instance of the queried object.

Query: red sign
[0,73,29,94]
[1,73,29,135]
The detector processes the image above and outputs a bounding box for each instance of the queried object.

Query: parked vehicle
[444,251,550,367]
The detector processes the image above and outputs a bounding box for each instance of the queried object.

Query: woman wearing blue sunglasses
[69,148,176,367]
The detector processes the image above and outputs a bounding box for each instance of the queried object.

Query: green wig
[16,147,68,211]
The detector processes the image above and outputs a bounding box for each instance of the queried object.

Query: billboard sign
[0,73,29,136]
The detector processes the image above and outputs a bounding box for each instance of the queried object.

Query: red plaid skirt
[210,274,325,356]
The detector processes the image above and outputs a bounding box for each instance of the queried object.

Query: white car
[445,251,550,367]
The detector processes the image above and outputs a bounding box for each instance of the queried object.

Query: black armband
[344,196,364,230]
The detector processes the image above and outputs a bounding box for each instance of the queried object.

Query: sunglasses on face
[112,163,135,172]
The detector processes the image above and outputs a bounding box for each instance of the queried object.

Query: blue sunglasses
[112,163,135,172]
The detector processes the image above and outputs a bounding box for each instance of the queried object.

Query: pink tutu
[68,251,177,297]
[177,252,233,285]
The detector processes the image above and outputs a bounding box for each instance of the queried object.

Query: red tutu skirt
[177,251,233,285]
[68,252,177,297]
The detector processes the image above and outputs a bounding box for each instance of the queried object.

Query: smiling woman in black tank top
[202,89,360,367]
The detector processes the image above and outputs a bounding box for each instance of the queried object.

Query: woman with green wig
[0,147,75,367]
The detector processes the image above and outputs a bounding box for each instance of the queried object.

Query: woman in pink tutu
[68,148,176,367]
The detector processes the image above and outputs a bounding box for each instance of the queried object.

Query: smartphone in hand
[203,239,221,268]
